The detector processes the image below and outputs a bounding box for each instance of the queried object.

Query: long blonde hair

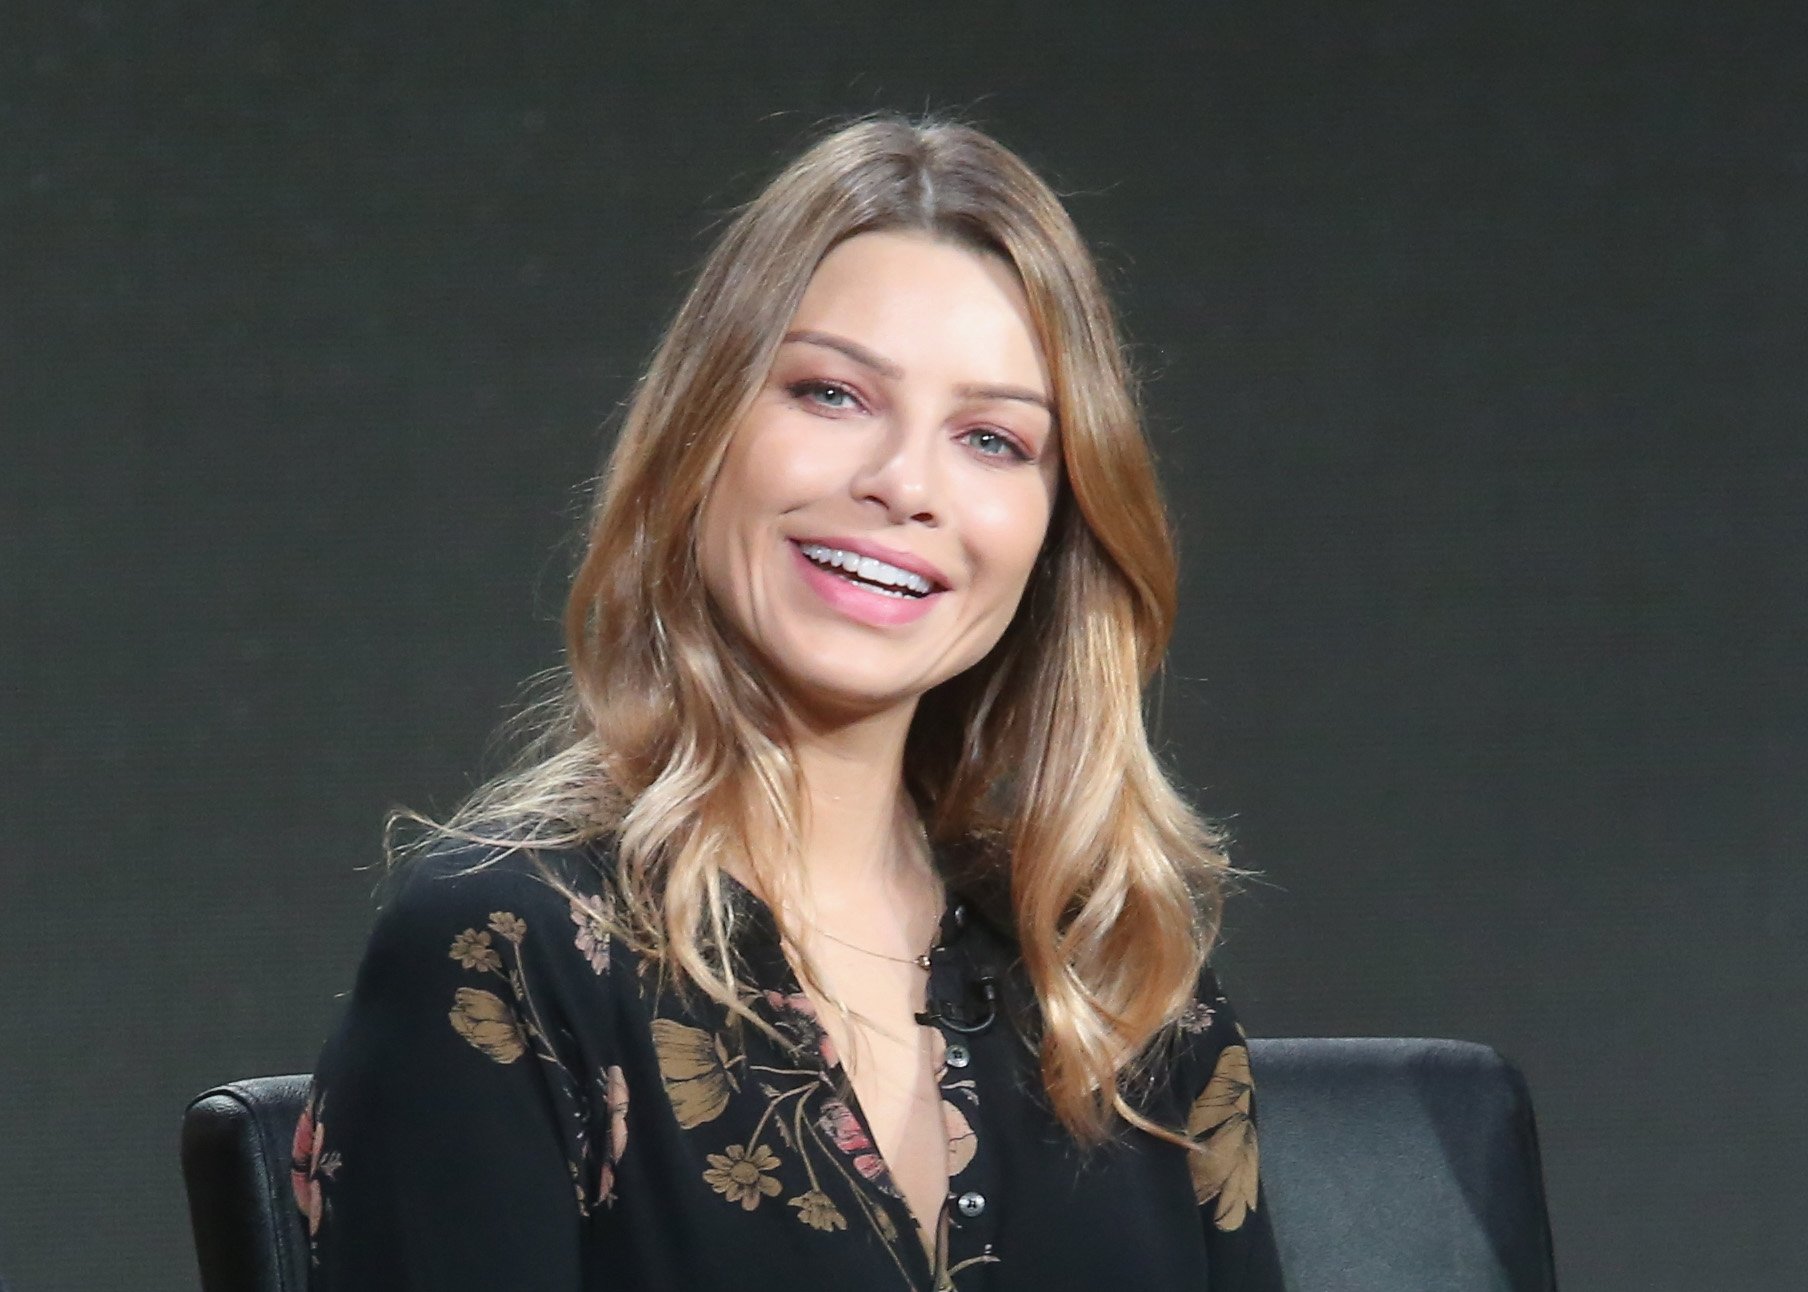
[406,113,1234,1146]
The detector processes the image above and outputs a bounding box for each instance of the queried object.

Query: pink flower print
[289,1096,339,1236]
[569,896,611,974]
[1178,1000,1217,1034]
[290,1104,322,1234]
[818,1098,895,1194]
[598,1065,629,1206]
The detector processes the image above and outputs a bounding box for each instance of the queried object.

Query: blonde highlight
[396,112,1236,1147]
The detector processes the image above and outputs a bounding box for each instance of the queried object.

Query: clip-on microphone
[915,975,999,1034]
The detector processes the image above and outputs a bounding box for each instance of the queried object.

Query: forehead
[787,230,1051,395]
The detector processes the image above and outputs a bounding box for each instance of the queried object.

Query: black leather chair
[1252,1038,1556,1290]
[182,1038,1556,1291]
[183,1072,314,1292]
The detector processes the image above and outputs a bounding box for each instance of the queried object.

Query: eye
[787,378,863,412]
[961,427,1032,463]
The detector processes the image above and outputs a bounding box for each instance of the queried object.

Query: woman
[294,115,1284,1291]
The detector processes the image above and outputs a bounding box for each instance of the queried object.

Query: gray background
[4,2,1804,1288]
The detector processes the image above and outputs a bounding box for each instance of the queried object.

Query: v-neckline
[719,866,972,1288]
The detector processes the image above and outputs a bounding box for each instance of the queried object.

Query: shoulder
[1177,964,1244,1047]
[1175,964,1268,1240]
[360,834,622,975]
[384,833,615,911]
[1166,963,1256,1107]
[324,833,630,1088]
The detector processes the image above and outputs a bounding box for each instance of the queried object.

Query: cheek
[698,431,776,569]
[695,479,764,617]
[720,417,850,522]
[967,485,1055,596]
[693,495,732,613]
[698,418,849,596]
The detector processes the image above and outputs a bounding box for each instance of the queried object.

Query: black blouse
[294,841,1284,1291]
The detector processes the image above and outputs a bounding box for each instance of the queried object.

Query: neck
[745,696,946,997]
[784,698,926,905]
[721,691,943,953]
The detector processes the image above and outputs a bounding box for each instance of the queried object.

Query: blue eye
[963,428,1031,462]
[789,379,860,411]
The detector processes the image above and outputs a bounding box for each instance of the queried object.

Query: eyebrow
[781,329,1052,413]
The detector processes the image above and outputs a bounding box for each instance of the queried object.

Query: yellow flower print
[703,1143,783,1210]
[1186,1043,1259,1231]
[652,1019,735,1128]
[449,929,503,973]
[788,1188,847,1231]
[488,911,527,944]
[448,987,527,1063]
[872,1204,898,1244]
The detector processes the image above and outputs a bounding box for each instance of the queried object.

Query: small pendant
[914,953,932,970]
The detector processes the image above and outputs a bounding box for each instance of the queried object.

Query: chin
[770,662,930,723]
[797,680,922,721]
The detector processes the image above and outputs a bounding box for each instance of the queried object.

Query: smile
[795,542,935,597]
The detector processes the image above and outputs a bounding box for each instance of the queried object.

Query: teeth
[798,542,934,596]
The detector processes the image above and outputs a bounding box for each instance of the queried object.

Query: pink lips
[794,535,949,589]
[788,540,946,627]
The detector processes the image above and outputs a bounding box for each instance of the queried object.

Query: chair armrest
[1249,1037,1557,1291]
[181,1074,314,1292]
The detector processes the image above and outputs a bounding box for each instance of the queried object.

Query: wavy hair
[404,113,1234,1147]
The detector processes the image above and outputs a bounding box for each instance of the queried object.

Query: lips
[786,539,945,627]
[796,545,931,597]
[790,535,950,591]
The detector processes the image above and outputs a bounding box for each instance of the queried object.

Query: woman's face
[697,229,1062,727]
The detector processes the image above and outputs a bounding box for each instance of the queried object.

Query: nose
[851,412,940,526]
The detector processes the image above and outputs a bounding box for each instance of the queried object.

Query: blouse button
[945,1041,971,1069]
[955,1190,987,1218]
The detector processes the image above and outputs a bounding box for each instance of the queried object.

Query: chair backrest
[1251,1037,1557,1291]
[182,1074,313,1292]
[181,1039,1556,1292]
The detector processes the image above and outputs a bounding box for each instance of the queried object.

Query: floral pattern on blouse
[646,985,983,1285]
[293,843,1284,1291]
[290,1085,340,1264]
[442,906,625,1216]
[1186,1042,1261,1231]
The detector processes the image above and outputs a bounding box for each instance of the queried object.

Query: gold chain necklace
[803,919,934,970]
[775,811,940,968]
